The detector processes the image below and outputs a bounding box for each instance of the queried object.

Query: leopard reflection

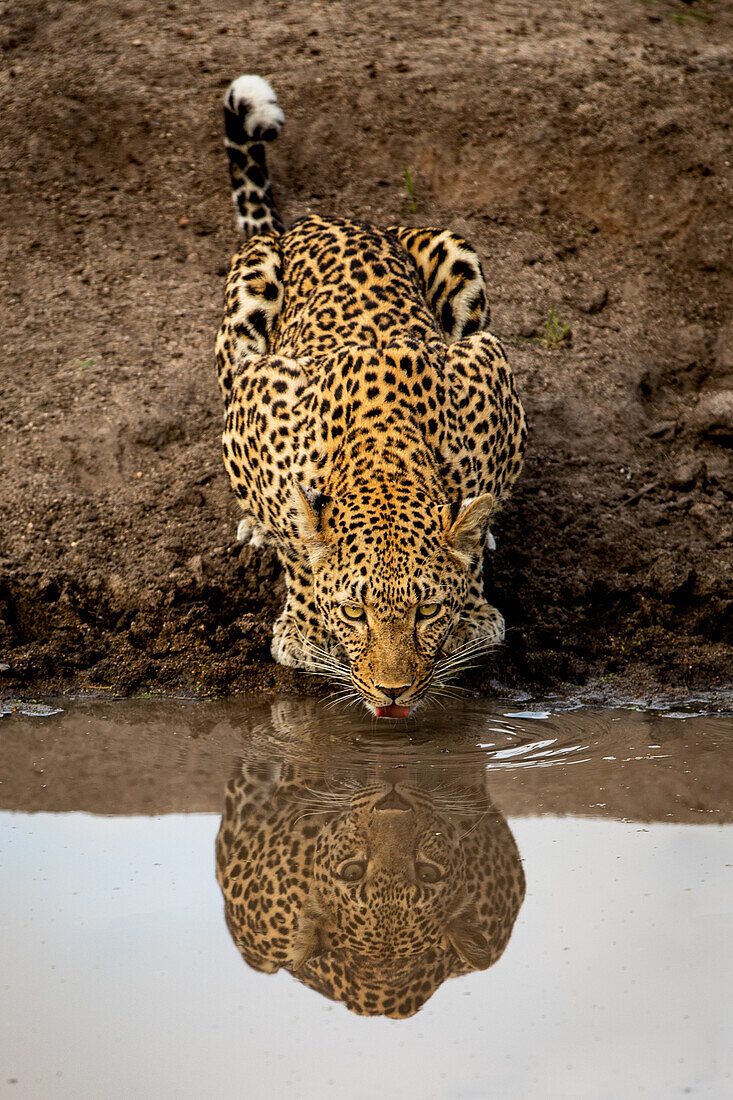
[216,703,525,1018]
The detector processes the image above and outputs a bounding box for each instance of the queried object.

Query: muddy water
[1,699,732,1099]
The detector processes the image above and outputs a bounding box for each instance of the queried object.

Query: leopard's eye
[417,602,441,620]
[416,861,443,884]
[338,860,367,882]
[341,604,366,622]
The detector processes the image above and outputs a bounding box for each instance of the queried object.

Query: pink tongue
[375,704,411,719]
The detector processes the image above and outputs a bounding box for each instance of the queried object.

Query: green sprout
[672,8,711,23]
[642,0,712,23]
[540,306,571,348]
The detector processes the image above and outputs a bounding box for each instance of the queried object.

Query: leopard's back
[274,216,439,359]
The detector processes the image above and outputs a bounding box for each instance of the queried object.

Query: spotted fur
[215,702,526,1018]
[216,76,527,712]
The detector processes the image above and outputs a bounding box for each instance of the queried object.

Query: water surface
[1,698,731,1098]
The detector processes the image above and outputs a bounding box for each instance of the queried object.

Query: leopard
[215,75,527,717]
[215,699,526,1018]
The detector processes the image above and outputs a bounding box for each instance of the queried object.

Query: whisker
[427,694,447,712]
[293,627,355,691]
[324,691,365,714]
[436,641,499,665]
[434,639,501,675]
[439,634,502,660]
[432,692,473,704]
[292,807,342,827]
[323,694,353,710]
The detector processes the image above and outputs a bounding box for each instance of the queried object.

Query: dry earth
[1,0,731,704]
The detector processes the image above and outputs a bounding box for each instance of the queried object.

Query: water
[1,698,732,1099]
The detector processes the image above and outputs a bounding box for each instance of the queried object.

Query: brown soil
[1,0,732,704]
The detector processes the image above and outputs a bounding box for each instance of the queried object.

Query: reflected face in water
[306,782,485,962]
[216,712,525,1018]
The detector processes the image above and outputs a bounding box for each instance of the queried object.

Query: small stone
[647,419,677,440]
[689,501,716,528]
[688,391,733,442]
[646,551,695,598]
[522,245,550,266]
[186,554,204,583]
[704,454,733,492]
[519,321,537,338]
[669,458,706,491]
[178,216,189,228]
[699,248,724,272]
[579,281,608,314]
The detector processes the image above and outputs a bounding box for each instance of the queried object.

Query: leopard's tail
[223,75,284,238]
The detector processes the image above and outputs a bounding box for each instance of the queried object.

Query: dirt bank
[1,0,731,703]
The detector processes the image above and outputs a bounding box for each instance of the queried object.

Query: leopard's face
[311,502,469,711]
[302,489,494,713]
[311,783,468,957]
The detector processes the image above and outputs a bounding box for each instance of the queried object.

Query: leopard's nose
[373,789,413,813]
[375,684,412,702]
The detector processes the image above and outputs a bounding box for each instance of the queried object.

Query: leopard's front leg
[271,563,335,670]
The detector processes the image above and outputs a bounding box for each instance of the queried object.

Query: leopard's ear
[289,886,331,971]
[293,483,332,563]
[441,494,494,563]
[446,897,494,970]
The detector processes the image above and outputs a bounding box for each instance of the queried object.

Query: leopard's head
[216,751,525,1018]
[295,483,497,716]
[295,782,496,965]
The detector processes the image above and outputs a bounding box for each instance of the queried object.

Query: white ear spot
[486,529,496,551]
[224,75,284,139]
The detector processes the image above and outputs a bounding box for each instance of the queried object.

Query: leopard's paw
[236,517,254,543]
[271,611,343,674]
[236,516,273,549]
[248,525,272,550]
[271,612,311,669]
[224,75,284,142]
